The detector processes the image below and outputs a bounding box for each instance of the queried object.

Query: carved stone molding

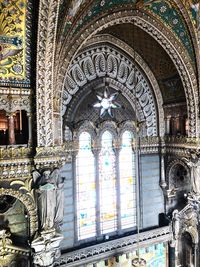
[32,231,63,267]
[54,9,198,141]
[0,94,31,113]
[62,44,158,138]
[36,0,60,147]
[0,188,37,236]
[34,146,71,169]
[0,147,33,180]
[55,226,171,267]
[83,34,165,135]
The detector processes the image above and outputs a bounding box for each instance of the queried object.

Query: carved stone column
[165,116,171,135]
[160,153,167,189]
[7,112,16,145]
[27,113,32,146]
[169,241,176,267]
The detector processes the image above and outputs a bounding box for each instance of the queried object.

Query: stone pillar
[7,112,16,145]
[160,154,167,189]
[27,113,32,146]
[165,116,171,135]
[169,241,176,267]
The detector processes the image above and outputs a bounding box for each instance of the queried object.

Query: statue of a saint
[184,153,200,195]
[37,170,56,231]
[33,169,65,232]
[53,169,65,229]
[172,209,180,240]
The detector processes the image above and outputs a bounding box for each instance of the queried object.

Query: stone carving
[183,152,200,195]
[32,230,63,267]
[0,226,30,267]
[63,45,157,136]
[172,209,180,240]
[36,0,60,147]
[0,188,37,236]
[33,169,65,232]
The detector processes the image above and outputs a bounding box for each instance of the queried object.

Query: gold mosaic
[0,0,26,80]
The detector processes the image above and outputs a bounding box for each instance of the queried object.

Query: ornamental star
[93,88,121,118]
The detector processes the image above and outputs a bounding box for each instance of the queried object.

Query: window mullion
[115,147,121,233]
[94,148,101,236]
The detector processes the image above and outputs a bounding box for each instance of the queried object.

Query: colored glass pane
[99,131,117,234]
[119,131,136,229]
[76,132,96,239]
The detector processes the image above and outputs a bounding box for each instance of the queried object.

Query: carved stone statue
[33,169,65,232]
[172,209,180,240]
[184,152,200,195]
[54,170,65,230]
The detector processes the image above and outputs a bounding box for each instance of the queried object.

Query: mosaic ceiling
[101,24,186,104]
[59,0,195,63]
[0,0,31,87]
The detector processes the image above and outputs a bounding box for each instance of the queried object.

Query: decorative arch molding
[0,188,38,236]
[62,44,159,137]
[82,34,165,135]
[53,9,198,145]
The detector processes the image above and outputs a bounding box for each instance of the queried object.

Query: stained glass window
[99,131,117,234]
[76,127,136,240]
[119,131,136,229]
[76,132,96,239]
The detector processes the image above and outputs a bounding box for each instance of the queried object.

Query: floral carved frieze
[0,94,31,113]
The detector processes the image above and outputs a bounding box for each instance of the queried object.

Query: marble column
[7,113,16,145]
[165,116,171,135]
[169,241,176,267]
[27,113,32,146]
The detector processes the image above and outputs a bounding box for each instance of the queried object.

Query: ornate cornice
[56,226,171,266]
[34,146,71,169]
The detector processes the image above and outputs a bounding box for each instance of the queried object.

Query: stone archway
[0,188,38,236]
[36,4,199,146]
[61,43,161,141]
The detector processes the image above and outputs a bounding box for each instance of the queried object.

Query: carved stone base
[31,229,63,266]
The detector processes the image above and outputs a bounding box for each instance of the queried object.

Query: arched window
[76,132,96,239]
[76,128,136,241]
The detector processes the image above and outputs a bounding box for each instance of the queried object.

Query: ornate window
[75,128,136,241]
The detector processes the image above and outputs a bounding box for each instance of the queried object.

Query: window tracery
[75,124,136,241]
